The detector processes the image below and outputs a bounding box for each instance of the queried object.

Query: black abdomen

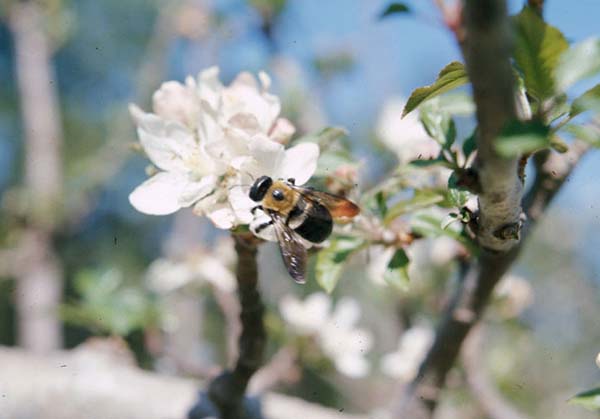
[293,203,332,243]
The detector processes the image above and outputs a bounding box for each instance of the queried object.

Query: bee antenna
[228,183,251,191]
[243,171,256,181]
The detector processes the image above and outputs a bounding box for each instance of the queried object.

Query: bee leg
[287,178,295,185]
[251,205,263,215]
[254,219,273,233]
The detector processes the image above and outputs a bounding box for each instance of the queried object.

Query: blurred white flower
[368,236,460,287]
[146,237,237,293]
[319,298,373,378]
[596,352,600,369]
[280,292,331,335]
[279,293,373,378]
[376,97,440,164]
[381,325,434,382]
[494,274,533,318]
[367,245,396,286]
[129,67,318,229]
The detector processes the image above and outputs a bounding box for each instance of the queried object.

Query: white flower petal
[367,246,395,286]
[270,118,296,144]
[179,174,217,207]
[152,80,200,127]
[130,106,197,173]
[129,172,187,215]
[258,71,271,90]
[205,204,236,229]
[247,135,285,177]
[146,259,194,293]
[197,66,223,110]
[330,297,361,329]
[195,258,237,292]
[335,354,370,378]
[280,293,332,335]
[276,142,319,185]
[229,185,255,224]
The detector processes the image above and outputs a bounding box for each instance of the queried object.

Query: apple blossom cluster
[128,67,319,229]
[279,292,373,378]
[380,325,433,382]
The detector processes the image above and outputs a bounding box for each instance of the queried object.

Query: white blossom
[376,97,440,164]
[146,237,237,293]
[494,274,534,318]
[279,292,331,335]
[380,325,434,382]
[596,352,600,369]
[367,236,460,287]
[128,67,318,229]
[279,293,373,378]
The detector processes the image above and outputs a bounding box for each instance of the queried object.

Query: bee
[249,176,360,283]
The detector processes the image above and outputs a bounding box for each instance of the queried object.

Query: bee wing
[292,186,360,220]
[271,212,307,284]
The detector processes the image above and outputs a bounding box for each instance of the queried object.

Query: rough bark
[462,0,522,253]
[189,233,267,419]
[9,0,64,353]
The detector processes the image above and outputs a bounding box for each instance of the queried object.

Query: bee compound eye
[272,189,285,201]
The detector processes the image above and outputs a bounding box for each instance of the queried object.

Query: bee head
[249,176,273,202]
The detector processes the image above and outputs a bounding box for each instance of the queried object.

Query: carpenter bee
[249,176,360,283]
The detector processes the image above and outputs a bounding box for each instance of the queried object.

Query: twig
[462,325,530,419]
[213,286,242,366]
[249,346,299,395]
[523,140,591,224]
[190,232,266,419]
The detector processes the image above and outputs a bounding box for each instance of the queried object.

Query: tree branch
[9,0,64,353]
[462,0,523,252]
[189,232,266,419]
[395,141,590,418]
[523,140,591,224]
[394,1,593,417]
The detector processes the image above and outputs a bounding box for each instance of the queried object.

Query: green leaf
[299,126,348,147]
[419,99,457,148]
[402,62,469,117]
[564,124,600,147]
[462,131,477,160]
[384,189,446,224]
[437,91,475,116]
[570,84,600,117]
[315,236,364,293]
[512,6,569,100]
[556,38,600,92]
[447,172,470,207]
[441,213,460,230]
[549,136,569,153]
[379,2,411,19]
[495,120,551,157]
[384,249,410,290]
[411,212,477,254]
[408,155,450,168]
[315,150,356,177]
[375,191,388,217]
[569,387,600,411]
